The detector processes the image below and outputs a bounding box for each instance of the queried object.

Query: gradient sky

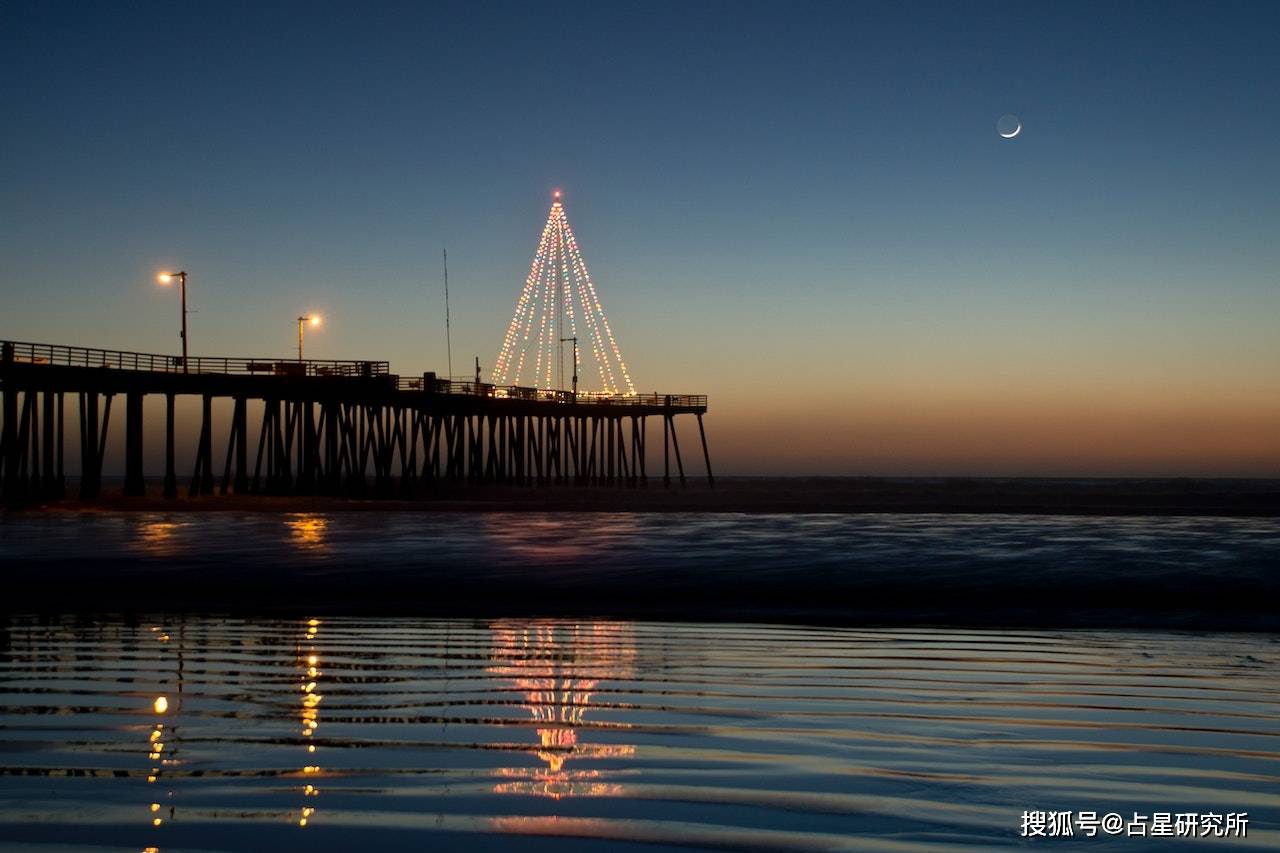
[3,1,1278,476]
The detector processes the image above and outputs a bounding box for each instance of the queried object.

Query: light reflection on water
[286,515,330,551]
[0,617,1276,851]
[488,622,637,798]
[480,514,643,564]
[136,519,180,557]
[3,512,1278,626]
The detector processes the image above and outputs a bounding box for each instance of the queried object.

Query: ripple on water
[0,618,1276,851]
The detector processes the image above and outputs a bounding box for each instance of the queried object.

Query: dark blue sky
[4,1,1278,474]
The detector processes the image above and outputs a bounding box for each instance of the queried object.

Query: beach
[3,508,1277,631]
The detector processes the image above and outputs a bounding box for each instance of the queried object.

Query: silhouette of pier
[0,339,711,502]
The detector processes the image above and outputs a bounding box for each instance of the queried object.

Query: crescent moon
[999,122,1022,139]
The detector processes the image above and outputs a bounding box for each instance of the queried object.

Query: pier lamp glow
[297,315,321,361]
[156,271,189,373]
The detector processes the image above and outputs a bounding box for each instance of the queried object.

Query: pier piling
[0,339,711,502]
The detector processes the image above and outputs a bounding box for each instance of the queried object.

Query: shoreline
[3,502,1276,632]
[5,476,1279,517]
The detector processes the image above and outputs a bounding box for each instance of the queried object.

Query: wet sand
[5,478,1277,631]
[3,512,1277,630]
[7,476,1280,516]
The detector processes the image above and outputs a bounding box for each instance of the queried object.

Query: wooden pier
[0,340,711,502]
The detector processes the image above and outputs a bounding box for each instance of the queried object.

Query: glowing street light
[156,271,189,372]
[297,315,321,361]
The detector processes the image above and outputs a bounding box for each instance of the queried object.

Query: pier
[0,339,711,502]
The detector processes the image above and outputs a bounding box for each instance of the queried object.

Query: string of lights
[492,192,635,395]
[494,212,555,384]
[556,211,580,389]
[562,214,633,394]
[561,211,633,394]
[560,210,612,392]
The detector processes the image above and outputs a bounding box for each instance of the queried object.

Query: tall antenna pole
[443,248,453,379]
[556,212,564,391]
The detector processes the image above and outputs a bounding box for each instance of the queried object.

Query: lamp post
[559,336,578,400]
[157,271,188,372]
[297,315,321,361]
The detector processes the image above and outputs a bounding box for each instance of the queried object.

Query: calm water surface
[0,618,1276,851]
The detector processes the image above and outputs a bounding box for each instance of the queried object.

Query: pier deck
[1,340,711,501]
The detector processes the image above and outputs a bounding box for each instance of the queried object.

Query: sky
[3,0,1278,476]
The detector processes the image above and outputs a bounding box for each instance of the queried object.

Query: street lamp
[156,271,188,372]
[297,315,321,361]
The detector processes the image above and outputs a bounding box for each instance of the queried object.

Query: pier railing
[393,375,705,407]
[2,339,706,407]
[1,340,388,378]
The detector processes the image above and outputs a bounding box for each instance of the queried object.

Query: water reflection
[143,622,183,843]
[286,515,329,551]
[0,617,1275,852]
[488,622,637,798]
[135,520,180,557]
[480,515,642,563]
[297,618,322,828]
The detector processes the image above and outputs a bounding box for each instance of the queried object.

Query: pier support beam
[124,391,144,496]
[2,384,18,500]
[663,413,670,487]
[221,396,250,495]
[26,391,38,492]
[234,397,249,493]
[78,392,109,500]
[189,394,214,497]
[42,391,57,496]
[669,415,686,487]
[323,403,340,493]
[163,394,177,499]
[697,414,714,488]
[640,416,648,485]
